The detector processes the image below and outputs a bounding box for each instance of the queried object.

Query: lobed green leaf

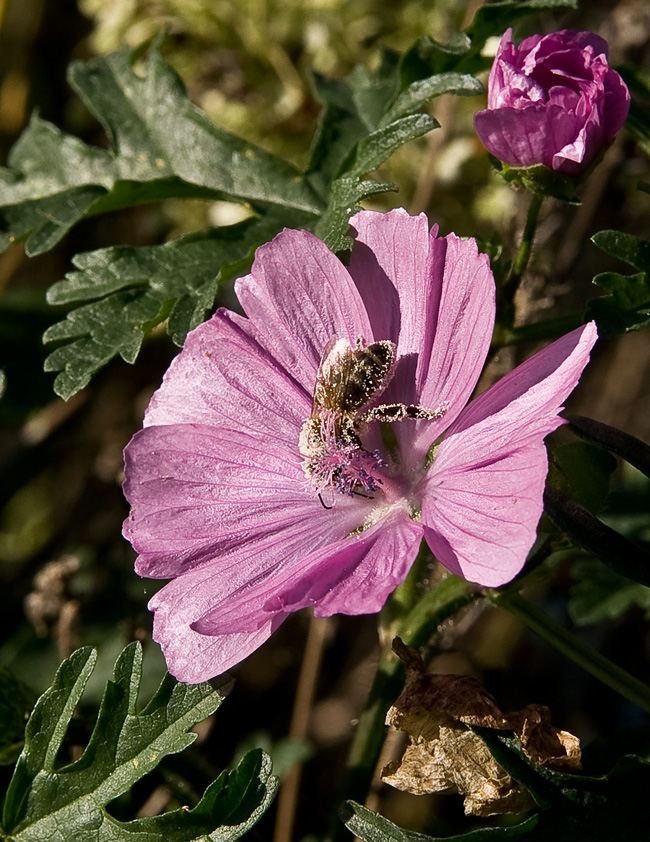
[42,210,305,400]
[344,114,439,177]
[586,230,650,335]
[380,72,482,126]
[314,178,395,252]
[0,643,277,842]
[0,46,322,256]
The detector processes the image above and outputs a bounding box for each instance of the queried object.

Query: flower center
[300,335,448,502]
[299,411,385,498]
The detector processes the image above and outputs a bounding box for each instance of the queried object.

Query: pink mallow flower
[123,209,597,682]
[474,29,630,175]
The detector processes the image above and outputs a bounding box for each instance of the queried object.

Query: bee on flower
[123,209,596,682]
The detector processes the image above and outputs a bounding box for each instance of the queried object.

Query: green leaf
[547,441,617,514]
[314,177,395,253]
[0,667,34,767]
[592,229,650,272]
[306,42,485,251]
[586,230,650,334]
[465,0,579,51]
[380,72,482,126]
[341,803,442,842]
[0,46,322,256]
[345,114,440,177]
[306,54,404,194]
[543,487,650,588]
[398,34,474,81]
[586,272,650,334]
[568,557,650,626]
[1,643,277,842]
[343,734,650,842]
[0,184,106,256]
[42,211,301,400]
[306,42,482,235]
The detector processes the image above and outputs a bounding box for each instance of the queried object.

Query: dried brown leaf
[381,639,581,816]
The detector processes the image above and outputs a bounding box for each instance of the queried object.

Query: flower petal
[193,507,423,635]
[235,227,373,394]
[149,508,422,682]
[144,308,310,445]
[124,423,370,578]
[348,210,495,467]
[348,208,431,361]
[475,104,579,170]
[476,28,629,174]
[148,568,288,682]
[423,444,548,587]
[421,322,597,586]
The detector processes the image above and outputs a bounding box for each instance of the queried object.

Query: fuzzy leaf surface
[314,177,395,252]
[0,643,277,842]
[307,49,481,248]
[0,46,322,256]
[43,212,301,400]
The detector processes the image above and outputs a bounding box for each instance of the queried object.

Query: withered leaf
[381,639,581,817]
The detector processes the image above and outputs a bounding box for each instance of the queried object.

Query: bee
[310,336,444,441]
[299,336,447,505]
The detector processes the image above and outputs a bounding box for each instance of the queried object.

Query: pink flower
[474,29,630,174]
[123,209,597,682]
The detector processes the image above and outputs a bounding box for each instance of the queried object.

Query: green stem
[499,192,544,326]
[329,575,476,841]
[512,192,544,283]
[490,590,650,715]
[492,312,584,349]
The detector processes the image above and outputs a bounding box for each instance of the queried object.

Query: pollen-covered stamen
[299,412,384,497]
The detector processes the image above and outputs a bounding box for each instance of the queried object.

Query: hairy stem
[499,192,545,326]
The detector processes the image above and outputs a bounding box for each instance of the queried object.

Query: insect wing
[312,338,355,415]
[341,341,395,413]
[312,338,397,416]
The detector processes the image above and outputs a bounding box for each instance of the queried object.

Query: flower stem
[329,574,476,841]
[492,312,584,349]
[499,192,544,325]
[489,589,650,715]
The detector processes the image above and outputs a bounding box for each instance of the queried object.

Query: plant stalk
[490,589,650,715]
[499,192,545,326]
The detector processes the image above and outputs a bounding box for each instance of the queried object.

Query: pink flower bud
[474,29,630,175]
